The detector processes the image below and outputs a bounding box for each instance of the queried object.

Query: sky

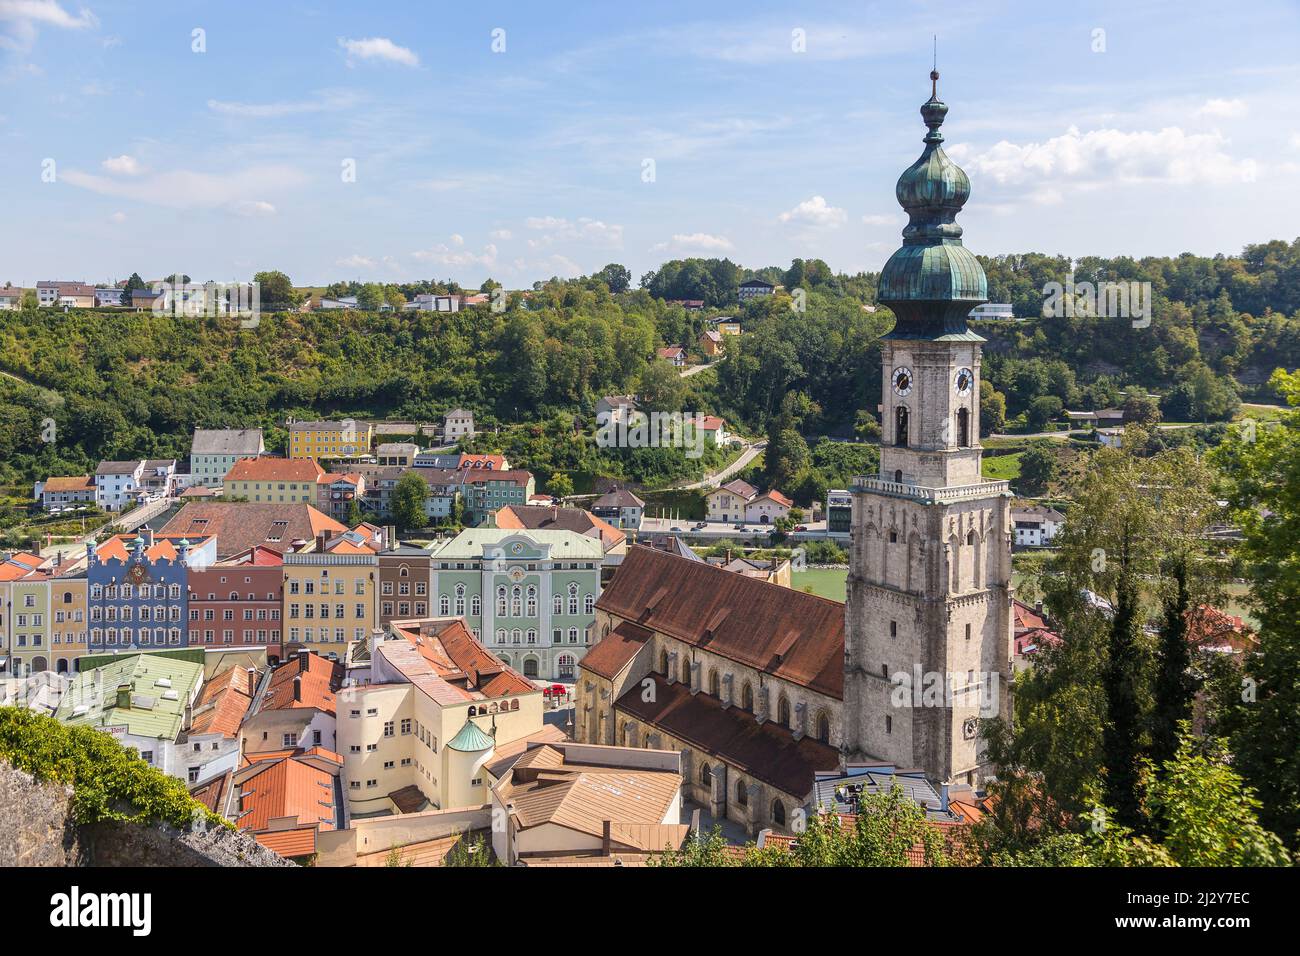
[1,0,1298,289]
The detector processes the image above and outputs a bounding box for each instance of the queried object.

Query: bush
[0,707,228,830]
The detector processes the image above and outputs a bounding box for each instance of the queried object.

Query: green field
[792,567,848,601]
[982,452,1023,481]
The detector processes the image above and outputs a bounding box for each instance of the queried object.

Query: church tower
[843,70,1014,787]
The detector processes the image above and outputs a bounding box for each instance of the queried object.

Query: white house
[744,490,793,525]
[94,460,146,511]
[1012,505,1066,548]
[443,408,475,443]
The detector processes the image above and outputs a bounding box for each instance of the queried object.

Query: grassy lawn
[982,452,1023,481]
[1237,403,1287,421]
[792,567,848,601]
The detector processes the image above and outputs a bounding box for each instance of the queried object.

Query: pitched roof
[387,618,536,698]
[190,428,264,456]
[753,490,793,508]
[495,745,681,839]
[597,546,844,698]
[158,502,345,558]
[258,652,343,716]
[225,457,325,483]
[592,488,645,509]
[234,751,340,834]
[715,479,758,500]
[187,665,257,738]
[54,653,206,741]
[617,673,839,798]
[42,475,95,493]
[579,621,651,680]
[495,504,625,551]
[430,527,603,561]
[96,459,143,475]
[657,346,685,359]
[1011,599,1048,634]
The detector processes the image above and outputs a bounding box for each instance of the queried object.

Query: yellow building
[288,419,373,461]
[223,456,325,502]
[49,572,88,674]
[338,618,545,816]
[282,540,378,659]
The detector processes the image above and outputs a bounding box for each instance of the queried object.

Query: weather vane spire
[931,35,939,97]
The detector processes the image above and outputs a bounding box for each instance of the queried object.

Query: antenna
[930,36,940,97]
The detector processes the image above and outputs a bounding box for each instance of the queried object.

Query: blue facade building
[86,532,214,653]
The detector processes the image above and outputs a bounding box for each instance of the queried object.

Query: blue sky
[1,0,1297,288]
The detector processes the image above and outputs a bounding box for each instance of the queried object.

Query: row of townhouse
[6,500,600,684]
[35,459,182,513]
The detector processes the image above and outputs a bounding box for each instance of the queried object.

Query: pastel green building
[427,528,603,681]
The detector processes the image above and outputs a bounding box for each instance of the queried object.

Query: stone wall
[0,761,291,867]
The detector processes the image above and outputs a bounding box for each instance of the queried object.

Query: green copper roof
[55,652,204,741]
[446,717,494,752]
[877,70,988,338]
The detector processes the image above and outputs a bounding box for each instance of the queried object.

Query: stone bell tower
[843,70,1014,787]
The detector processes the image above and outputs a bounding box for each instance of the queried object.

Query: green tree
[980,379,1007,436]
[1027,395,1063,430]
[391,471,430,532]
[1016,442,1059,496]
[356,282,384,311]
[252,270,299,309]
[546,472,574,499]
[1212,369,1300,849]
[594,263,632,293]
[636,359,686,412]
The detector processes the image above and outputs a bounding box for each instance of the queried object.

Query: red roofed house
[335,617,545,817]
[1186,604,1257,654]
[181,663,260,785]
[201,747,343,862]
[1011,598,1061,665]
[700,329,725,358]
[186,546,285,661]
[744,489,792,525]
[224,456,326,504]
[657,345,686,367]
[241,649,345,759]
[577,545,844,836]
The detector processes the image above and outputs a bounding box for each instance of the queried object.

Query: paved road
[675,439,767,491]
[679,362,716,379]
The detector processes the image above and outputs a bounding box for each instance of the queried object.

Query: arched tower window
[957,407,970,447]
[895,405,909,447]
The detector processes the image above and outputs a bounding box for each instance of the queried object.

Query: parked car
[542,684,568,699]
[795,525,808,532]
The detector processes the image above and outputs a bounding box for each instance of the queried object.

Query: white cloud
[338,36,419,68]
[860,213,897,226]
[650,232,734,254]
[411,239,498,269]
[778,195,847,227]
[336,254,376,269]
[62,164,305,210]
[231,200,277,218]
[525,216,624,248]
[101,154,143,176]
[109,210,126,223]
[948,126,1258,189]
[489,229,513,240]
[1197,98,1247,119]
[0,0,97,52]
[207,89,362,119]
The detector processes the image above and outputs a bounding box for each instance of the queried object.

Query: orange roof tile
[235,756,336,833]
[226,457,325,483]
[254,827,319,858]
[188,666,257,738]
[259,653,343,715]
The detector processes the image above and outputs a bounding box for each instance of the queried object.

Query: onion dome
[878,70,988,339]
[446,717,494,753]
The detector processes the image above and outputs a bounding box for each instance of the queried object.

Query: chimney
[297,648,311,670]
[601,819,612,856]
[183,701,193,729]
[293,675,303,702]
[115,683,132,710]
[724,548,732,565]
[246,666,257,695]
[939,784,950,813]
[1034,601,1043,615]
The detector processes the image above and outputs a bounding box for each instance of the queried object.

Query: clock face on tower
[955,367,974,395]
[891,367,913,397]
